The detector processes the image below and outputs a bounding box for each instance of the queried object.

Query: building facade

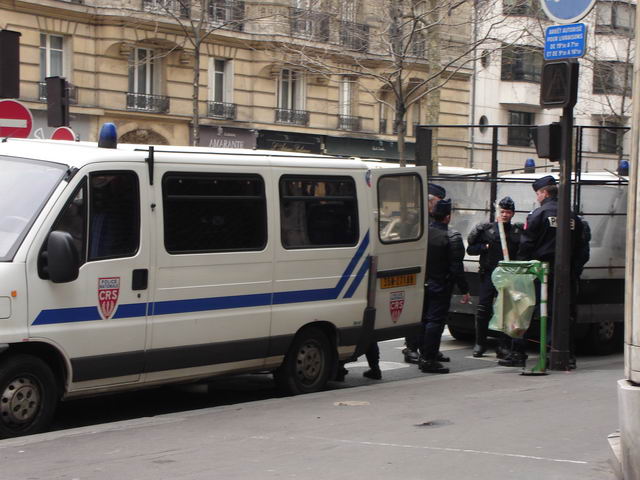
[1,0,473,163]
[469,0,635,172]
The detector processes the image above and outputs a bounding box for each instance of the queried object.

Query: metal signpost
[539,0,595,371]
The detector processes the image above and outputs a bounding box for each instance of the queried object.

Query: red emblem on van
[389,291,405,323]
[98,277,120,319]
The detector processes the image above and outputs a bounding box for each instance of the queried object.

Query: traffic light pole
[550,105,573,370]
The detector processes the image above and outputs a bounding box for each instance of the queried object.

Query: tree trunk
[192,46,200,147]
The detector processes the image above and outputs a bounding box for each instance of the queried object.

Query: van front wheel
[275,327,332,395]
[0,354,58,438]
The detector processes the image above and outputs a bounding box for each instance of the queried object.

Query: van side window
[88,172,140,260]
[52,180,88,264]
[163,173,267,253]
[378,174,423,243]
[280,176,358,248]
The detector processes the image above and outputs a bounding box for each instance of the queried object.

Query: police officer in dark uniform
[419,199,470,373]
[466,196,523,358]
[504,175,588,367]
[403,183,447,364]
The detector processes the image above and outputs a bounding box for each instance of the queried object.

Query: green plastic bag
[488,268,537,338]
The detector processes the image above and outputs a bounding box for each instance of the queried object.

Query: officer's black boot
[419,356,450,374]
[472,306,490,358]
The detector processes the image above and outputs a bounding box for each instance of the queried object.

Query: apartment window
[208,0,244,29]
[593,61,633,96]
[503,0,541,17]
[278,69,304,111]
[411,102,421,136]
[128,48,158,96]
[280,176,359,248]
[507,111,535,147]
[210,59,231,103]
[598,120,626,154]
[501,45,543,83]
[596,1,636,35]
[163,173,267,253]
[40,33,65,80]
[379,101,388,134]
[340,77,355,117]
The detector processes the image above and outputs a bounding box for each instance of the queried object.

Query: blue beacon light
[618,160,629,176]
[98,123,118,149]
[524,158,536,173]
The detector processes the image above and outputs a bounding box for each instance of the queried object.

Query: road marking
[0,119,27,128]
[302,435,588,465]
[344,361,410,371]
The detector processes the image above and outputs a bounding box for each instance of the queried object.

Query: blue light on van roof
[524,158,535,173]
[618,160,629,176]
[98,123,117,149]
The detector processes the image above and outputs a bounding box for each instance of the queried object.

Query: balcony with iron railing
[207,101,236,120]
[275,108,309,126]
[339,21,369,52]
[208,0,244,31]
[290,8,330,42]
[38,82,78,104]
[338,115,362,132]
[142,0,190,18]
[126,92,170,113]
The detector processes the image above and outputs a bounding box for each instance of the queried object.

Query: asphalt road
[50,331,492,433]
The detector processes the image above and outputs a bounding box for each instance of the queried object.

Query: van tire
[274,327,332,395]
[577,320,624,356]
[0,354,58,438]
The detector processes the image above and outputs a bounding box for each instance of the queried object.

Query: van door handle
[132,269,148,290]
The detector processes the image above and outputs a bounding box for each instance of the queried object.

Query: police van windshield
[0,156,68,261]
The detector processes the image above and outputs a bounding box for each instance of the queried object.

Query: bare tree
[139,0,268,146]
[266,0,520,166]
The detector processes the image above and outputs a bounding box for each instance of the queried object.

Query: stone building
[0,0,472,163]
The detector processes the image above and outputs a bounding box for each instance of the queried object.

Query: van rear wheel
[275,327,332,395]
[0,354,58,438]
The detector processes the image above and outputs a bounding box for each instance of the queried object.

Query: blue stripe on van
[343,256,370,299]
[31,231,372,326]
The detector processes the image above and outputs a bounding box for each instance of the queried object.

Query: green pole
[528,262,548,375]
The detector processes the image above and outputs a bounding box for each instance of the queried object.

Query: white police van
[0,126,427,437]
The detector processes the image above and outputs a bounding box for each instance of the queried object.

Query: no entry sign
[51,126,76,141]
[0,99,33,138]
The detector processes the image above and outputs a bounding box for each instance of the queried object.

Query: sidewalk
[0,355,622,480]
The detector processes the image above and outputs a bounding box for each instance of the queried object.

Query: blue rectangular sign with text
[544,23,587,60]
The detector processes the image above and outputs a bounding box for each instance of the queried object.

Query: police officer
[466,196,523,358]
[419,199,470,374]
[403,183,447,364]
[505,175,588,368]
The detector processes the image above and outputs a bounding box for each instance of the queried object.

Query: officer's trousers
[420,283,452,361]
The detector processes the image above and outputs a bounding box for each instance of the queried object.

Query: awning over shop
[257,130,323,154]
[325,136,415,162]
[198,126,257,149]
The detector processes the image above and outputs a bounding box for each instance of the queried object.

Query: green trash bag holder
[494,260,549,375]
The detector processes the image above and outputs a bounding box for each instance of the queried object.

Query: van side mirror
[47,231,80,283]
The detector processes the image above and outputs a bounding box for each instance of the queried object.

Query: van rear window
[280,175,359,248]
[162,173,267,253]
[378,174,423,243]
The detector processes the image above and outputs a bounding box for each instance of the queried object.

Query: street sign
[0,99,33,138]
[540,0,597,24]
[544,24,587,60]
[51,126,75,141]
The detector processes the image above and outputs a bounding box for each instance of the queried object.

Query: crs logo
[98,277,120,320]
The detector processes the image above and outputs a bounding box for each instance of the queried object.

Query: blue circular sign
[541,0,597,24]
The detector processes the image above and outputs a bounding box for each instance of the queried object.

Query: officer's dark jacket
[427,222,469,294]
[466,221,523,274]
[517,197,587,269]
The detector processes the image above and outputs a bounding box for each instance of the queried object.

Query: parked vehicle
[434,167,626,355]
[0,128,427,437]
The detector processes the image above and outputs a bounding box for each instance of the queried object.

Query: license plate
[380,274,416,289]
